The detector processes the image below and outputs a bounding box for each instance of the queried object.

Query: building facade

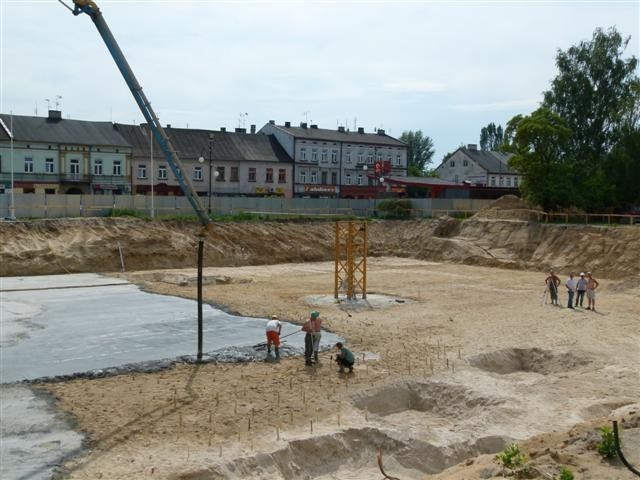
[259,121,408,198]
[434,144,520,188]
[0,111,131,194]
[115,124,294,198]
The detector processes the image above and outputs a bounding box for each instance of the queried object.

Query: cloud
[383,80,447,93]
[450,99,539,113]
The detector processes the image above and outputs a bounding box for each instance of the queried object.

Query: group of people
[544,270,599,311]
[264,310,355,373]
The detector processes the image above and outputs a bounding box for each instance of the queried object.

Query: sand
[34,257,640,479]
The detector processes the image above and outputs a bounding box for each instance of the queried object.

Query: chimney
[467,144,477,150]
[310,124,318,129]
[269,120,275,125]
[47,110,62,122]
[220,127,226,132]
[250,124,256,134]
[357,127,365,134]
[300,122,308,129]
[337,126,345,133]
[166,124,171,128]
[284,121,291,127]
[377,129,385,135]
[235,127,246,133]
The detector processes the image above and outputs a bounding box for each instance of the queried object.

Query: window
[311,149,318,162]
[450,160,455,168]
[216,166,225,181]
[395,154,402,166]
[113,160,122,176]
[321,171,327,184]
[266,168,274,183]
[159,165,168,179]
[367,151,373,164]
[70,159,80,175]
[45,188,56,194]
[321,149,328,162]
[248,167,256,182]
[45,158,54,173]
[300,148,307,161]
[331,150,338,163]
[463,159,468,167]
[193,166,202,181]
[231,167,239,182]
[24,157,34,173]
[346,150,351,163]
[499,176,504,187]
[490,176,496,186]
[514,176,519,187]
[300,170,307,183]
[357,151,364,164]
[357,174,363,185]
[310,170,317,183]
[138,164,147,179]
[93,159,103,175]
[454,174,459,183]
[506,177,511,187]
[278,168,286,183]
[331,172,337,184]
[345,173,351,185]
[377,152,382,162]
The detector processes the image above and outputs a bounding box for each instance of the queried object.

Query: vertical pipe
[362,221,367,299]
[9,112,15,219]
[197,238,204,362]
[150,127,154,218]
[334,221,339,299]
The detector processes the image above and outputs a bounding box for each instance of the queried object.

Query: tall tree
[479,122,504,150]
[400,130,435,176]
[508,108,576,211]
[543,27,639,163]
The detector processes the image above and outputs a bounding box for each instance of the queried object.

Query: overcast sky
[1,0,638,162]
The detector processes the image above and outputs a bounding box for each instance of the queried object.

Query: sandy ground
[37,257,640,479]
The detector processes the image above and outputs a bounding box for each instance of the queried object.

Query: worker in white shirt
[265,315,282,360]
[565,273,577,309]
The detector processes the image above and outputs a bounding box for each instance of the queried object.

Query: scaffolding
[334,220,368,300]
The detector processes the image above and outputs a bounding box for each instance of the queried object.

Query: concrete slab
[0,274,340,383]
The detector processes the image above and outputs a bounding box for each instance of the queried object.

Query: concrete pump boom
[69,0,210,226]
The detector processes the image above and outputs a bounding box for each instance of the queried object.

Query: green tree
[605,125,640,207]
[543,27,640,163]
[400,130,435,176]
[479,122,504,151]
[508,108,576,211]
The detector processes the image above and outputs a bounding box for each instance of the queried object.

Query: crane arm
[69,0,210,227]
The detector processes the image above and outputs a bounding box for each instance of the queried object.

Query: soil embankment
[1,214,639,279]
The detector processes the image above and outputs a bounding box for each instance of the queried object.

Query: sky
[0,0,638,163]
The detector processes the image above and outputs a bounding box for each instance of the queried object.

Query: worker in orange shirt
[265,315,282,360]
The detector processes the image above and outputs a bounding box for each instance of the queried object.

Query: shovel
[252,330,301,350]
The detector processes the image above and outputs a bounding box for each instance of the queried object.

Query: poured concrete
[0,274,340,383]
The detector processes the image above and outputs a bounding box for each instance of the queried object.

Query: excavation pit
[467,348,592,375]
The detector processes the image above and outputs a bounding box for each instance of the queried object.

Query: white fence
[0,193,494,219]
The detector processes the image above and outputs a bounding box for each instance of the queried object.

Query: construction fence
[0,193,494,219]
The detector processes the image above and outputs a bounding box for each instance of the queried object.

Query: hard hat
[271,315,278,320]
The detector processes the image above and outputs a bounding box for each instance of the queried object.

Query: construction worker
[334,342,355,373]
[545,270,561,305]
[310,311,322,363]
[575,272,588,307]
[301,311,320,366]
[586,272,600,311]
[565,272,576,309]
[265,315,282,360]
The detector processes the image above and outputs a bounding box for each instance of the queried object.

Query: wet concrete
[0,274,341,384]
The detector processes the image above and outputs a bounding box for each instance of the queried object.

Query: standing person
[265,315,282,360]
[301,313,315,366]
[309,311,322,363]
[586,272,600,311]
[545,270,561,305]
[334,342,355,373]
[565,273,576,309]
[575,272,588,307]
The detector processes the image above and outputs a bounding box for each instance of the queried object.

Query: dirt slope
[1,215,638,278]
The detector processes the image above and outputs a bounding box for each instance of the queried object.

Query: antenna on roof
[34,103,38,116]
[353,117,357,131]
[45,98,51,110]
[238,112,248,128]
[55,95,62,110]
[302,111,309,123]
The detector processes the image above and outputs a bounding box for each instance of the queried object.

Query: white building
[435,144,520,188]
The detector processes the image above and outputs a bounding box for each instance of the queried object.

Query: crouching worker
[266,315,282,360]
[334,342,355,373]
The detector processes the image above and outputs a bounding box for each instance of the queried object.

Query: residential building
[259,121,408,198]
[0,110,131,194]
[115,124,294,198]
[434,144,520,188]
